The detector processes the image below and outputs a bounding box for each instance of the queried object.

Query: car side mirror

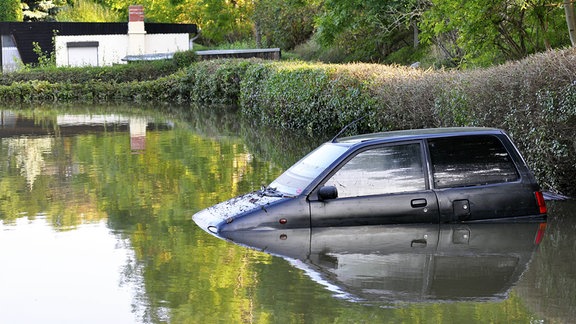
[318,186,338,201]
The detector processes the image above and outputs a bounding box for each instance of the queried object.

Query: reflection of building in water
[0,111,173,188]
[56,114,152,151]
[0,110,18,127]
[129,117,148,151]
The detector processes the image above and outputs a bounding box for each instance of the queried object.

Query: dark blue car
[193,127,547,236]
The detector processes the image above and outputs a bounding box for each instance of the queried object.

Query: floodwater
[0,106,574,324]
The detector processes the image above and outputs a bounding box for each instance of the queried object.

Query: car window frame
[309,140,432,201]
[425,134,522,189]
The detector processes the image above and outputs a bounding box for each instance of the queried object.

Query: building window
[67,41,99,67]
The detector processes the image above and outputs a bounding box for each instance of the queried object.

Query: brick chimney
[128,5,146,55]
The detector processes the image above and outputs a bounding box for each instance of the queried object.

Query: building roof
[0,22,197,65]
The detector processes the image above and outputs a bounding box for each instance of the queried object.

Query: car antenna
[331,116,366,143]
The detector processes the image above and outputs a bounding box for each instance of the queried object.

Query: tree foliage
[188,0,254,44]
[420,0,569,66]
[0,0,23,21]
[17,0,576,66]
[315,0,430,62]
[57,0,122,22]
[252,0,319,50]
[21,0,68,21]
[313,0,574,66]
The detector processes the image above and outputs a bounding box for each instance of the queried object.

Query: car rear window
[428,135,519,189]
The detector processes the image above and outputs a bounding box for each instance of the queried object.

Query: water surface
[0,107,574,323]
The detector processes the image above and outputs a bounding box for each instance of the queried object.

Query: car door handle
[411,198,427,208]
[411,239,427,247]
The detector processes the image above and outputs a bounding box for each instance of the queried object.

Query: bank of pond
[0,48,575,196]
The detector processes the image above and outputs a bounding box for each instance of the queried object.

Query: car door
[427,135,541,222]
[308,141,440,227]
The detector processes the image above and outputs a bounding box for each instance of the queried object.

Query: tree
[564,0,576,46]
[21,0,68,21]
[0,0,23,21]
[172,0,254,45]
[56,0,122,22]
[252,0,319,50]
[315,0,429,62]
[420,0,569,66]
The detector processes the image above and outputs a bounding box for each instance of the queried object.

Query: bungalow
[0,5,197,72]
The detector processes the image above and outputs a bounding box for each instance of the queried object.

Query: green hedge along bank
[1,49,575,196]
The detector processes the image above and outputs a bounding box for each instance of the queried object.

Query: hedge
[0,50,575,195]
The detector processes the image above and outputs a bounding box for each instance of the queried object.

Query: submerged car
[193,127,547,236]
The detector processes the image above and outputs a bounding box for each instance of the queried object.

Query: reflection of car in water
[193,127,547,235]
[222,221,547,303]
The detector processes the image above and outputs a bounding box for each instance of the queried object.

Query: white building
[0,6,197,71]
[54,5,192,67]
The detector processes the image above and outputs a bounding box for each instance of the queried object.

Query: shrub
[0,60,180,85]
[1,49,576,195]
[172,50,197,68]
[240,62,376,136]
[179,59,253,105]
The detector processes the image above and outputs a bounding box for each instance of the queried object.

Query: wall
[55,33,190,67]
[145,34,189,54]
[55,35,127,67]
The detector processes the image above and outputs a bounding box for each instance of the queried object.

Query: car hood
[192,191,284,237]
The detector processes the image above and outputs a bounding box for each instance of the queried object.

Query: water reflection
[515,201,576,322]
[222,221,546,304]
[0,107,289,323]
[0,217,139,323]
[0,107,574,323]
[0,111,172,153]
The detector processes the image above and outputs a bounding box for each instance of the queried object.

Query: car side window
[325,143,426,198]
[428,135,519,189]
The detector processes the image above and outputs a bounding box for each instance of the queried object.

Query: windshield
[269,143,349,196]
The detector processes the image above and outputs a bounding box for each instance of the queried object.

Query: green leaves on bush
[179,59,252,105]
[1,49,576,195]
[240,62,375,136]
[172,50,198,68]
[0,60,180,85]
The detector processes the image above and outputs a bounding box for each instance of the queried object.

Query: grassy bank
[1,49,575,195]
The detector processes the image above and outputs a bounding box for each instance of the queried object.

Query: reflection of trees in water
[117,235,166,324]
[6,137,53,189]
[515,200,576,323]
[3,106,573,322]
[1,135,106,228]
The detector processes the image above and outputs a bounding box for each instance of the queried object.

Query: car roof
[334,127,505,144]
